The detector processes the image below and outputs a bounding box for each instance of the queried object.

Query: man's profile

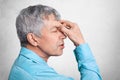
[8,4,102,80]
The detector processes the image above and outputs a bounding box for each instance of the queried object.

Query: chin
[53,52,63,56]
[57,53,63,56]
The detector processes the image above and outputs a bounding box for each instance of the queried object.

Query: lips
[59,43,65,49]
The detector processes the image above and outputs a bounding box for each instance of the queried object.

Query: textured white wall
[0,0,120,80]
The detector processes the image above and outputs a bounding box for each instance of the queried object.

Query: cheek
[39,37,59,55]
[45,34,59,44]
[41,35,59,49]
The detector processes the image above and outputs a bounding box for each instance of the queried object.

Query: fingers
[59,20,75,36]
[60,24,70,36]
[59,20,85,45]
[59,20,76,29]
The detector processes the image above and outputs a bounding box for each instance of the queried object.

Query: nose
[59,31,67,39]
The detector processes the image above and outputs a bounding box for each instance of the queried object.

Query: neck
[26,44,50,62]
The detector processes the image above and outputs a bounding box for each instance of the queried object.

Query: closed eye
[52,28,58,32]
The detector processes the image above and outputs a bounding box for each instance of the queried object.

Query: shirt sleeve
[74,43,102,80]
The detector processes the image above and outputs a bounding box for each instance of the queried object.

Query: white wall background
[0,0,120,80]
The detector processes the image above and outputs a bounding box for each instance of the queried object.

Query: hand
[59,20,85,46]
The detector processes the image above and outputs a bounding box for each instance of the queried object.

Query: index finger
[59,20,75,28]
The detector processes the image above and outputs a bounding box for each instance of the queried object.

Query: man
[8,4,102,80]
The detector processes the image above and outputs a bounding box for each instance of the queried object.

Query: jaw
[26,44,50,62]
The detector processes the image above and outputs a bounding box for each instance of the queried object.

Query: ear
[27,33,39,46]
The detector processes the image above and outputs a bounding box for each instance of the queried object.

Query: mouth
[59,43,65,49]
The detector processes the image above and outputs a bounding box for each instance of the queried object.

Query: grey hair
[16,4,61,47]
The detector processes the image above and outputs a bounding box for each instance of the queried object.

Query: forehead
[43,14,56,21]
[43,14,61,29]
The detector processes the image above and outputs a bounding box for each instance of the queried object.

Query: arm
[74,43,102,80]
[60,20,102,80]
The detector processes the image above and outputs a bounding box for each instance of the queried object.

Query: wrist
[74,39,85,46]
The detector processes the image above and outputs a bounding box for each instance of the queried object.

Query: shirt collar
[19,47,47,64]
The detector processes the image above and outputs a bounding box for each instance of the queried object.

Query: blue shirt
[8,43,102,80]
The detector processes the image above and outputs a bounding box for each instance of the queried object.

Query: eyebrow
[50,26,60,30]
